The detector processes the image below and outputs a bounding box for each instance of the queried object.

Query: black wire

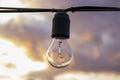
[0,7,60,13]
[66,6,120,12]
[0,6,120,13]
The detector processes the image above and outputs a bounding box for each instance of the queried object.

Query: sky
[0,0,120,80]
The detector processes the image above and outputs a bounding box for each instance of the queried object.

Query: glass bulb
[47,38,73,68]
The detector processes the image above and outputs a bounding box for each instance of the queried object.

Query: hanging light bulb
[47,12,73,68]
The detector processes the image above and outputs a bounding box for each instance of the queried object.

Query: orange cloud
[80,32,94,43]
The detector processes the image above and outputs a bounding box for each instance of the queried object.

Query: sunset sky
[0,0,120,80]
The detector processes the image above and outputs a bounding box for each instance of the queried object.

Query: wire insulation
[0,6,120,13]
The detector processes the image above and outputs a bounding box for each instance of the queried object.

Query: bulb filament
[58,40,62,59]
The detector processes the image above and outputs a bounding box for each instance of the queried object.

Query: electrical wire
[0,6,120,13]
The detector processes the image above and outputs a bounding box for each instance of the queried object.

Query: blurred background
[0,0,120,80]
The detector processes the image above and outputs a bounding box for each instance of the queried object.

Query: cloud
[0,14,51,61]
[54,72,120,80]
[69,11,120,72]
[4,63,16,69]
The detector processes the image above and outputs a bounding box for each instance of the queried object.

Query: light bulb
[47,38,73,68]
[47,12,73,68]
